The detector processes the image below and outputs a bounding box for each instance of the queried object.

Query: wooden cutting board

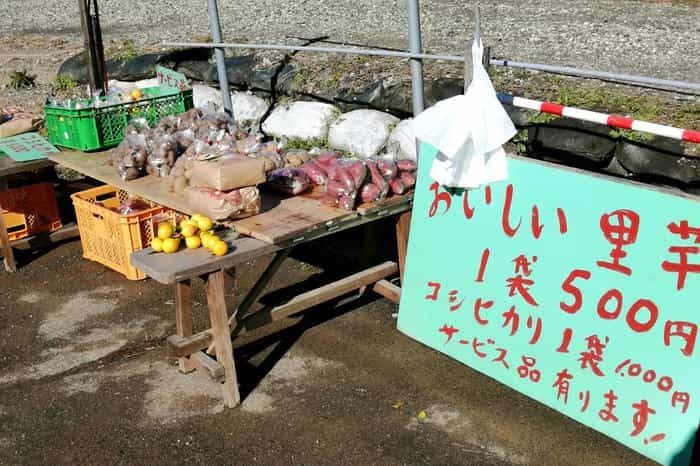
[232,191,357,244]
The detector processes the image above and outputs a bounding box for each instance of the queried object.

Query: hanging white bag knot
[411,39,516,189]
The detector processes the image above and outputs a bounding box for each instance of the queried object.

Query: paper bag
[184,186,261,220]
[189,155,267,191]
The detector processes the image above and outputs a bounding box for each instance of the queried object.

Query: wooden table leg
[207,270,240,408]
[395,211,412,284]
[0,201,17,273]
[175,279,196,373]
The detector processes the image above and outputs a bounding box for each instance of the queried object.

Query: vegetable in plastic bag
[148,134,178,177]
[282,150,311,167]
[266,167,311,195]
[399,171,417,188]
[326,179,355,198]
[116,197,151,215]
[396,159,417,172]
[347,160,367,189]
[338,194,356,211]
[376,158,397,180]
[124,118,149,135]
[360,183,381,204]
[299,160,328,186]
[389,178,406,195]
[366,160,389,200]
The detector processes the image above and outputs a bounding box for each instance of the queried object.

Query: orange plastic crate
[71,185,179,280]
[0,182,62,241]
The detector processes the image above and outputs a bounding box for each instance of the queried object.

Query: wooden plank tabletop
[130,230,280,284]
[49,149,413,246]
[48,149,196,215]
[0,154,54,177]
[233,188,358,244]
[356,191,414,216]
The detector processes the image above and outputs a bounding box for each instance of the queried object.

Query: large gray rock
[205,56,256,87]
[250,64,296,93]
[328,109,399,158]
[384,119,417,161]
[232,92,270,128]
[57,48,214,83]
[527,119,617,165]
[615,137,700,186]
[262,101,339,141]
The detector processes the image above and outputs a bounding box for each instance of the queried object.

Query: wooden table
[0,155,79,272]
[50,149,413,407]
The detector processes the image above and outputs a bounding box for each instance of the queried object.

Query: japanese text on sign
[398,143,700,466]
[155,66,189,91]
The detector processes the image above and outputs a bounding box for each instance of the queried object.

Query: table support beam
[207,270,241,408]
[168,261,399,360]
[175,279,196,373]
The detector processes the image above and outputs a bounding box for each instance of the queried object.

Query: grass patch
[54,74,78,92]
[107,38,138,62]
[191,34,213,43]
[8,69,36,89]
[284,137,329,151]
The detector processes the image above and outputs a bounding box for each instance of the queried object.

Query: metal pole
[79,0,98,93]
[207,0,233,118]
[489,59,700,93]
[91,0,107,95]
[465,4,481,93]
[162,41,700,94]
[407,0,424,114]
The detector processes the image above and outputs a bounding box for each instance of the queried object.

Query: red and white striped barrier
[497,93,700,144]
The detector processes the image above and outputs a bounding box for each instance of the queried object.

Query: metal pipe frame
[207,0,234,117]
[407,0,425,114]
[162,40,700,93]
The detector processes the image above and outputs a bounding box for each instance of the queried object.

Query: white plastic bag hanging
[411,39,516,189]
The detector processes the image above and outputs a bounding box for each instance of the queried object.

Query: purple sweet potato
[334,167,356,191]
[338,194,356,211]
[376,158,397,180]
[348,160,367,189]
[315,151,339,168]
[366,160,389,200]
[300,160,328,185]
[267,167,311,195]
[360,183,381,204]
[326,179,355,197]
[396,159,417,171]
[399,171,416,188]
[389,178,406,195]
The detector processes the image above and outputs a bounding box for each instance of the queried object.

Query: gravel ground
[1,0,699,82]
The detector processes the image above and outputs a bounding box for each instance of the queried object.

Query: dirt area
[0,236,658,465]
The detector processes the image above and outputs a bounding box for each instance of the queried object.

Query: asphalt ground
[0,225,658,465]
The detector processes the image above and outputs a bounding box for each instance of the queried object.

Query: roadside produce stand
[48,148,412,407]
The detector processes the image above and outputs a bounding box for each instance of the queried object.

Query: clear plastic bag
[266,167,311,196]
[116,196,151,215]
[112,134,149,181]
[147,134,178,177]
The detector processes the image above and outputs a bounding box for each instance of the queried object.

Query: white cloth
[411,40,516,189]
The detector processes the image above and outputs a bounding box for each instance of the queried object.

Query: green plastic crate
[44,86,193,152]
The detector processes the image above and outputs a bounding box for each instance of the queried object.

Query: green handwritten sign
[156,66,190,91]
[398,142,699,466]
[0,133,58,162]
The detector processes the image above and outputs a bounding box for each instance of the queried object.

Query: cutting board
[232,191,357,244]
